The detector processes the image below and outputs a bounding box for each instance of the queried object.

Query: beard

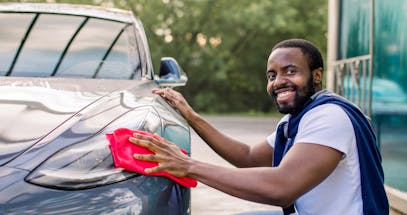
[273,76,316,115]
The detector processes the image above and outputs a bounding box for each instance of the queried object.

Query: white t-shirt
[266,104,363,215]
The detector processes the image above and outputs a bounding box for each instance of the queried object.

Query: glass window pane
[373,0,407,192]
[338,0,370,59]
[56,19,127,78]
[97,26,141,79]
[0,13,34,76]
[12,14,84,77]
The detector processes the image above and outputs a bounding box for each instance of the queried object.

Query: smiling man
[267,44,321,115]
[130,39,389,215]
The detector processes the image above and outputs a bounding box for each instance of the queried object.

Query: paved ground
[189,116,282,215]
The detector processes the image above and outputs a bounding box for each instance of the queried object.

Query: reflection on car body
[0,3,190,214]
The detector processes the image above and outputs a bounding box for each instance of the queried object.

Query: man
[130,39,389,214]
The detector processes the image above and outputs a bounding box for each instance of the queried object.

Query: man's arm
[152,88,273,167]
[186,113,274,167]
[130,134,343,207]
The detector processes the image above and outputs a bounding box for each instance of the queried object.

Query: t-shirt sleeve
[266,131,276,148]
[294,104,355,157]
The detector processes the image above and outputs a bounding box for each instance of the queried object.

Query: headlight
[26,106,162,190]
[25,135,138,190]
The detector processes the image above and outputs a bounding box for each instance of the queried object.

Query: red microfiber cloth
[106,128,197,188]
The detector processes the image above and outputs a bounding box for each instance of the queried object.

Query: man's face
[266,47,316,114]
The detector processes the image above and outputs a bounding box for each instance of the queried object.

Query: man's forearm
[187,160,290,207]
[185,112,253,167]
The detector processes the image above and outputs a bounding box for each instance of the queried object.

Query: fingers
[152,88,191,114]
[129,133,166,151]
[133,153,166,163]
[129,136,155,152]
[132,153,168,174]
[152,87,173,99]
[130,133,190,177]
[152,88,183,107]
[143,164,168,174]
[130,135,168,174]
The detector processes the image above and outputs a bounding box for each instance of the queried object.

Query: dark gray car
[0,3,190,214]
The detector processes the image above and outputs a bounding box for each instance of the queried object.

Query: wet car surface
[0,3,190,214]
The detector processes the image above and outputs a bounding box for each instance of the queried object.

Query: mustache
[272,85,296,95]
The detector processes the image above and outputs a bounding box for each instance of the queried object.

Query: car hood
[0,77,186,168]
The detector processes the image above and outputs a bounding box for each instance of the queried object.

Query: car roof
[0,3,135,23]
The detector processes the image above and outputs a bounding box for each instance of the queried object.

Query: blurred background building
[327,0,407,213]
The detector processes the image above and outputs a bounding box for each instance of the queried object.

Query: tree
[124,0,328,113]
[1,0,328,113]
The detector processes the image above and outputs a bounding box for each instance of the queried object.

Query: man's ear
[312,68,323,84]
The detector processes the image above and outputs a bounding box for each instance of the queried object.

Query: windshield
[0,12,142,79]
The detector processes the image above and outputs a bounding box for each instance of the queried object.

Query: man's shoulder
[304,103,349,121]
[296,103,356,156]
[300,103,355,136]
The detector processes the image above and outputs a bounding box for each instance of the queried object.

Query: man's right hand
[152,88,196,121]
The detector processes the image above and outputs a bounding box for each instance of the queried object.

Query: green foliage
[0,0,99,4]
[1,0,328,113]
[123,0,328,113]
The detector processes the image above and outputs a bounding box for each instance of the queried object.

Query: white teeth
[277,91,293,98]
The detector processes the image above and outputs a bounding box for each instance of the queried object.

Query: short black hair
[271,39,324,71]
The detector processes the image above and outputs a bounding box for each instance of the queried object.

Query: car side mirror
[155,57,188,88]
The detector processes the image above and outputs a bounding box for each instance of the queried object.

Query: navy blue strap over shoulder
[273,90,389,215]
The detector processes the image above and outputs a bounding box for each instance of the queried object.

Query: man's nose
[273,74,287,88]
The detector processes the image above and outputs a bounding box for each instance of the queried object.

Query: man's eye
[267,73,276,80]
[286,69,295,75]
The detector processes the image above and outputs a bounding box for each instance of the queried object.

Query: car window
[0,13,34,76]
[96,25,142,79]
[57,18,129,78]
[13,14,84,77]
[0,12,142,79]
